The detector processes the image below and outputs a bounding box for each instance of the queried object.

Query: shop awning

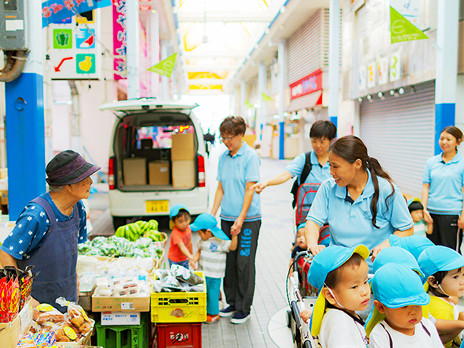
[286,90,323,112]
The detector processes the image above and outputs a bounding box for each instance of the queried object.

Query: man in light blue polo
[211,116,261,324]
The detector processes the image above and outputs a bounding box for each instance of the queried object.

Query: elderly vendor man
[0,150,100,312]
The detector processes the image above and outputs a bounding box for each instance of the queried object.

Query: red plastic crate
[155,323,202,348]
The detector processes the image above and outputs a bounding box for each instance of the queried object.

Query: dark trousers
[428,213,461,251]
[222,219,261,314]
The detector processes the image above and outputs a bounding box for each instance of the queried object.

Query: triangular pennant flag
[261,92,274,102]
[245,101,255,109]
[390,6,429,44]
[147,53,177,77]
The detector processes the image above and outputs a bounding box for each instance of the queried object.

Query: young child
[368,263,442,347]
[303,245,371,347]
[418,245,464,347]
[290,223,308,272]
[190,213,238,323]
[167,204,195,269]
[389,234,435,260]
[408,198,433,237]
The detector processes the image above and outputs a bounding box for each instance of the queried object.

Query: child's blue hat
[373,247,424,278]
[389,235,434,260]
[308,244,369,337]
[365,263,430,336]
[297,223,306,231]
[190,213,229,240]
[169,204,189,219]
[418,245,464,279]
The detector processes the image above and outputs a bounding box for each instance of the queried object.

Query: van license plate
[145,200,169,213]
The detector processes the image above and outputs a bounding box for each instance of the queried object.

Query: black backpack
[290,152,312,209]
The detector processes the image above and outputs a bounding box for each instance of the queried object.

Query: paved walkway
[88,147,297,347]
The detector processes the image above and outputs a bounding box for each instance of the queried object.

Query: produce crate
[96,318,148,348]
[150,272,206,323]
[154,323,201,348]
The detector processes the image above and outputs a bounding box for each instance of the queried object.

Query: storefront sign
[390,52,401,82]
[289,69,322,100]
[358,65,366,91]
[42,0,111,28]
[367,62,376,88]
[113,0,127,80]
[377,57,388,85]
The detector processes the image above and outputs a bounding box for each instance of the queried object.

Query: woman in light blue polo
[211,116,261,325]
[421,126,464,250]
[305,135,413,262]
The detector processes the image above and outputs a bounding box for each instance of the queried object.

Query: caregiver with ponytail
[304,135,413,261]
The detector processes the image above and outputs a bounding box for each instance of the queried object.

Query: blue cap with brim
[297,223,306,231]
[418,245,464,279]
[307,244,370,337]
[365,263,430,337]
[169,204,189,219]
[190,213,229,241]
[389,235,435,260]
[373,247,424,278]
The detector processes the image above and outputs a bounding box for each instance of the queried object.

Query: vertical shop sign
[358,65,366,91]
[389,52,401,82]
[113,0,127,80]
[367,62,376,88]
[377,57,389,85]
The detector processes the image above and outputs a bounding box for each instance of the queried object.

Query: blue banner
[42,0,112,28]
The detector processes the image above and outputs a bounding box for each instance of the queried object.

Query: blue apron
[17,197,79,312]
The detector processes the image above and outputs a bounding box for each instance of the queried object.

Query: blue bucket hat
[365,263,430,336]
[297,223,306,231]
[373,247,424,278]
[389,235,434,260]
[169,204,189,219]
[307,244,370,337]
[418,245,464,279]
[190,213,229,241]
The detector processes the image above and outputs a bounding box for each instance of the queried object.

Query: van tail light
[198,155,205,187]
[108,157,115,190]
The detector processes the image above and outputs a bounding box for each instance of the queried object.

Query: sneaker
[206,314,220,323]
[230,311,250,324]
[219,305,236,317]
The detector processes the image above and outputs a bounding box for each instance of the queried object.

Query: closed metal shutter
[359,81,435,197]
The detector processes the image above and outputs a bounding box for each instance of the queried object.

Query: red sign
[289,69,323,100]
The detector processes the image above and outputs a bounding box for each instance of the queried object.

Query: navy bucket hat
[46,150,100,186]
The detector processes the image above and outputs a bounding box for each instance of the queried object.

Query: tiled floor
[88,147,298,347]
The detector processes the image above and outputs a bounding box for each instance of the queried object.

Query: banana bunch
[143,229,166,242]
[115,219,159,242]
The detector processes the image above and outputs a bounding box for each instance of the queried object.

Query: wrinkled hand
[230,217,244,236]
[423,210,433,224]
[371,239,391,261]
[308,243,326,256]
[250,182,266,194]
[458,215,464,230]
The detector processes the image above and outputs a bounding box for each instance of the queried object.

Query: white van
[100,99,209,229]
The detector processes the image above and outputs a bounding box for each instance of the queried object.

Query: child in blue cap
[368,263,442,347]
[389,234,435,260]
[167,204,195,270]
[303,245,370,347]
[418,245,464,347]
[190,213,238,323]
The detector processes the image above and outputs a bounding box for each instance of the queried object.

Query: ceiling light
[366,94,372,101]
[358,97,362,102]
[398,87,405,95]
[377,91,384,99]
[389,89,395,96]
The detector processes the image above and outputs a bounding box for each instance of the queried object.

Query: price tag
[121,302,134,310]
[19,303,32,334]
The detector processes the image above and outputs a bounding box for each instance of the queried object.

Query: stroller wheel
[286,309,292,328]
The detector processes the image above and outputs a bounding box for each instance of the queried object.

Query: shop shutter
[359,81,435,197]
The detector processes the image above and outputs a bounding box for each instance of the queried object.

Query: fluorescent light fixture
[398,87,405,95]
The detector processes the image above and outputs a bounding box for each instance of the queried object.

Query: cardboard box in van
[171,133,195,160]
[172,160,195,188]
[149,161,170,185]
[123,158,147,185]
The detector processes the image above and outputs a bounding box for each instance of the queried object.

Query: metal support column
[258,62,266,141]
[435,0,459,154]
[278,39,286,159]
[328,0,340,131]
[126,0,140,99]
[5,0,45,219]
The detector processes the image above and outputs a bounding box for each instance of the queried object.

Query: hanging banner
[147,53,178,77]
[390,6,429,44]
[245,101,255,109]
[42,0,112,28]
[261,92,274,102]
[113,0,127,80]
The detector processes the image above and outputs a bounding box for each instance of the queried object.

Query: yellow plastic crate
[151,272,207,323]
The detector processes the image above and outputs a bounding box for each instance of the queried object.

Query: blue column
[435,0,459,154]
[5,1,45,219]
[328,0,340,134]
[278,40,286,159]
